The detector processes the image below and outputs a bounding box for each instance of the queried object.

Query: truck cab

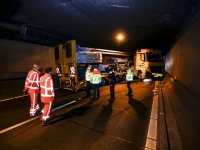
[134,49,164,79]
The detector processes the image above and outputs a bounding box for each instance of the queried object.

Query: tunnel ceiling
[0,0,199,54]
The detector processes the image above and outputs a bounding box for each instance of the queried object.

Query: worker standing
[23,64,41,117]
[40,67,55,125]
[85,65,92,97]
[126,65,134,96]
[108,65,115,102]
[90,65,101,100]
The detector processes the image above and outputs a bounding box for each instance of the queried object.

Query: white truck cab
[134,49,164,79]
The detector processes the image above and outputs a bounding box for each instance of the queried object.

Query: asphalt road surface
[0,80,157,150]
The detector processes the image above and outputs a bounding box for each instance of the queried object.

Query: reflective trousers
[42,100,53,121]
[92,84,100,99]
[86,81,91,96]
[127,81,133,94]
[29,93,40,116]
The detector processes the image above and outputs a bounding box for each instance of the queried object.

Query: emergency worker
[108,65,115,102]
[85,65,92,97]
[23,64,41,117]
[90,65,101,100]
[126,65,134,96]
[40,67,55,125]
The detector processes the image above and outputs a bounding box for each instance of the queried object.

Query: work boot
[42,120,49,126]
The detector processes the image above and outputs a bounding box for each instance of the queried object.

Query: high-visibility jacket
[85,67,91,81]
[25,69,41,93]
[40,73,55,102]
[90,69,101,84]
[126,68,134,81]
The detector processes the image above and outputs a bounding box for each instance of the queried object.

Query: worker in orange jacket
[23,64,41,117]
[40,67,55,125]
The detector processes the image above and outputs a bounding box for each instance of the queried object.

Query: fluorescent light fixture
[111,5,129,8]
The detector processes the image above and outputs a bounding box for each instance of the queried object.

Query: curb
[161,86,183,150]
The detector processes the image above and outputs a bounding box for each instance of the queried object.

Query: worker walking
[40,67,55,125]
[90,65,101,100]
[126,65,134,96]
[85,65,92,97]
[23,64,41,117]
[108,65,115,102]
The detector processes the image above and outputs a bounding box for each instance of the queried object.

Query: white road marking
[113,107,130,115]
[145,81,159,150]
[0,87,60,102]
[0,100,77,134]
[0,94,30,102]
[0,116,40,134]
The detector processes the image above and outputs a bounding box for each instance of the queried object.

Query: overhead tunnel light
[117,35,123,40]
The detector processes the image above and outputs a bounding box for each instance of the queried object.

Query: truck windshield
[146,54,163,62]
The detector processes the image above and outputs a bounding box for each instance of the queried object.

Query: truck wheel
[137,71,143,80]
[116,76,120,82]
[101,78,106,86]
[122,74,126,81]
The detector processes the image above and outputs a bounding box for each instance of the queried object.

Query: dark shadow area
[128,95,148,119]
[49,99,98,125]
[75,101,114,149]
[91,101,114,133]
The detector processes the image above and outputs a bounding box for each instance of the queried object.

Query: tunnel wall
[0,39,57,80]
[165,15,200,98]
[164,15,200,149]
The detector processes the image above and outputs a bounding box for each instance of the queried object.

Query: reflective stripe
[126,75,134,81]
[42,101,52,121]
[92,74,101,83]
[126,69,134,81]
[47,101,52,117]
[109,71,115,74]
[40,77,54,97]
[27,86,39,89]
[26,71,40,89]
[40,85,53,90]
[30,109,36,112]
[36,104,40,109]
[26,77,40,84]
[86,72,91,81]
[33,93,35,110]
[42,115,50,121]
[41,94,54,97]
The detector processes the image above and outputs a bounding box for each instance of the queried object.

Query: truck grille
[150,66,163,73]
